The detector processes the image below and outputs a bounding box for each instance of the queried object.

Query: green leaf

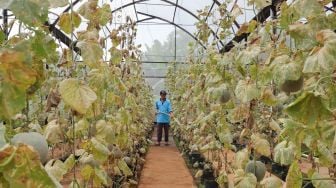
[109,47,123,64]
[80,165,93,180]
[48,0,68,8]
[59,78,97,114]
[288,23,316,49]
[91,137,110,163]
[93,167,109,186]
[317,141,334,167]
[235,79,260,103]
[261,88,278,106]
[303,30,336,74]
[0,126,6,149]
[97,4,112,25]
[0,146,16,172]
[285,161,302,188]
[31,32,58,62]
[0,82,26,120]
[95,120,115,144]
[78,0,98,20]
[237,46,261,65]
[228,104,250,122]
[64,154,76,170]
[117,160,133,177]
[260,176,283,188]
[311,172,334,188]
[45,159,67,181]
[9,0,49,27]
[274,141,295,166]
[271,55,302,85]
[285,92,333,125]
[234,148,249,169]
[234,170,258,188]
[269,119,281,133]
[74,119,89,135]
[44,119,64,144]
[2,145,56,187]
[236,64,246,77]
[279,3,299,29]
[279,119,306,153]
[251,134,271,157]
[217,131,233,147]
[0,50,37,89]
[0,31,5,45]
[77,41,103,68]
[58,12,81,34]
[293,0,324,18]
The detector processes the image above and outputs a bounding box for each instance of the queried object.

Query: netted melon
[110,146,123,159]
[280,76,303,94]
[123,156,132,166]
[220,90,231,103]
[245,160,266,182]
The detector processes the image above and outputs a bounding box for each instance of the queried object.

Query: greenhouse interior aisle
[138,127,196,188]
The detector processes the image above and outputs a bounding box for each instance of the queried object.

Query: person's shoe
[155,142,160,146]
[165,142,169,146]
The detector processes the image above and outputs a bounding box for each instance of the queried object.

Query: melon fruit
[123,156,132,166]
[280,76,303,94]
[11,132,49,163]
[245,160,266,182]
[110,146,123,159]
[220,90,231,103]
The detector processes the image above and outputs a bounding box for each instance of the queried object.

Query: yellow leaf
[59,78,97,115]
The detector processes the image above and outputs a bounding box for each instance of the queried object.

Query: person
[155,90,173,146]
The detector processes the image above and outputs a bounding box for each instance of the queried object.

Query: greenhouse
[0,0,336,187]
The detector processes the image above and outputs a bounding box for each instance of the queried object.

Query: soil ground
[138,126,196,188]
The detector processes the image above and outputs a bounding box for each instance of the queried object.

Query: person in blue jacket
[155,90,173,146]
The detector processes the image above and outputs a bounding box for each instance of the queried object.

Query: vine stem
[25,94,29,123]
[69,0,77,182]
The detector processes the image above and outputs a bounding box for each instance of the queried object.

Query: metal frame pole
[3,9,8,40]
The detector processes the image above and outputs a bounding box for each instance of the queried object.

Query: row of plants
[167,0,336,187]
[0,0,153,187]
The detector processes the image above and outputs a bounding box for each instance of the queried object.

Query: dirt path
[138,127,195,188]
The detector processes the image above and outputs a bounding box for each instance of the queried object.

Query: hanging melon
[11,132,49,163]
[245,160,266,182]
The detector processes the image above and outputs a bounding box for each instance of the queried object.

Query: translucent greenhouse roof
[108,0,256,53]
[2,0,261,60]
[0,0,269,96]
[45,0,258,58]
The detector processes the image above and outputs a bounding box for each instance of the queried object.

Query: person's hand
[169,113,173,118]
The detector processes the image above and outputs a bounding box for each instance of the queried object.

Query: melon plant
[0,0,154,186]
[167,0,336,187]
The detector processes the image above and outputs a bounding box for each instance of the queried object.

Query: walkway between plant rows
[138,127,195,188]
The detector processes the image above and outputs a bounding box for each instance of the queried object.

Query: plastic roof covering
[44,0,257,57]
[2,0,258,96]
[2,0,259,62]
[109,0,256,51]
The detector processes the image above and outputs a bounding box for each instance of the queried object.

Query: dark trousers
[157,123,169,142]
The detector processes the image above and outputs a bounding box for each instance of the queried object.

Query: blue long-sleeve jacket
[155,99,172,123]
